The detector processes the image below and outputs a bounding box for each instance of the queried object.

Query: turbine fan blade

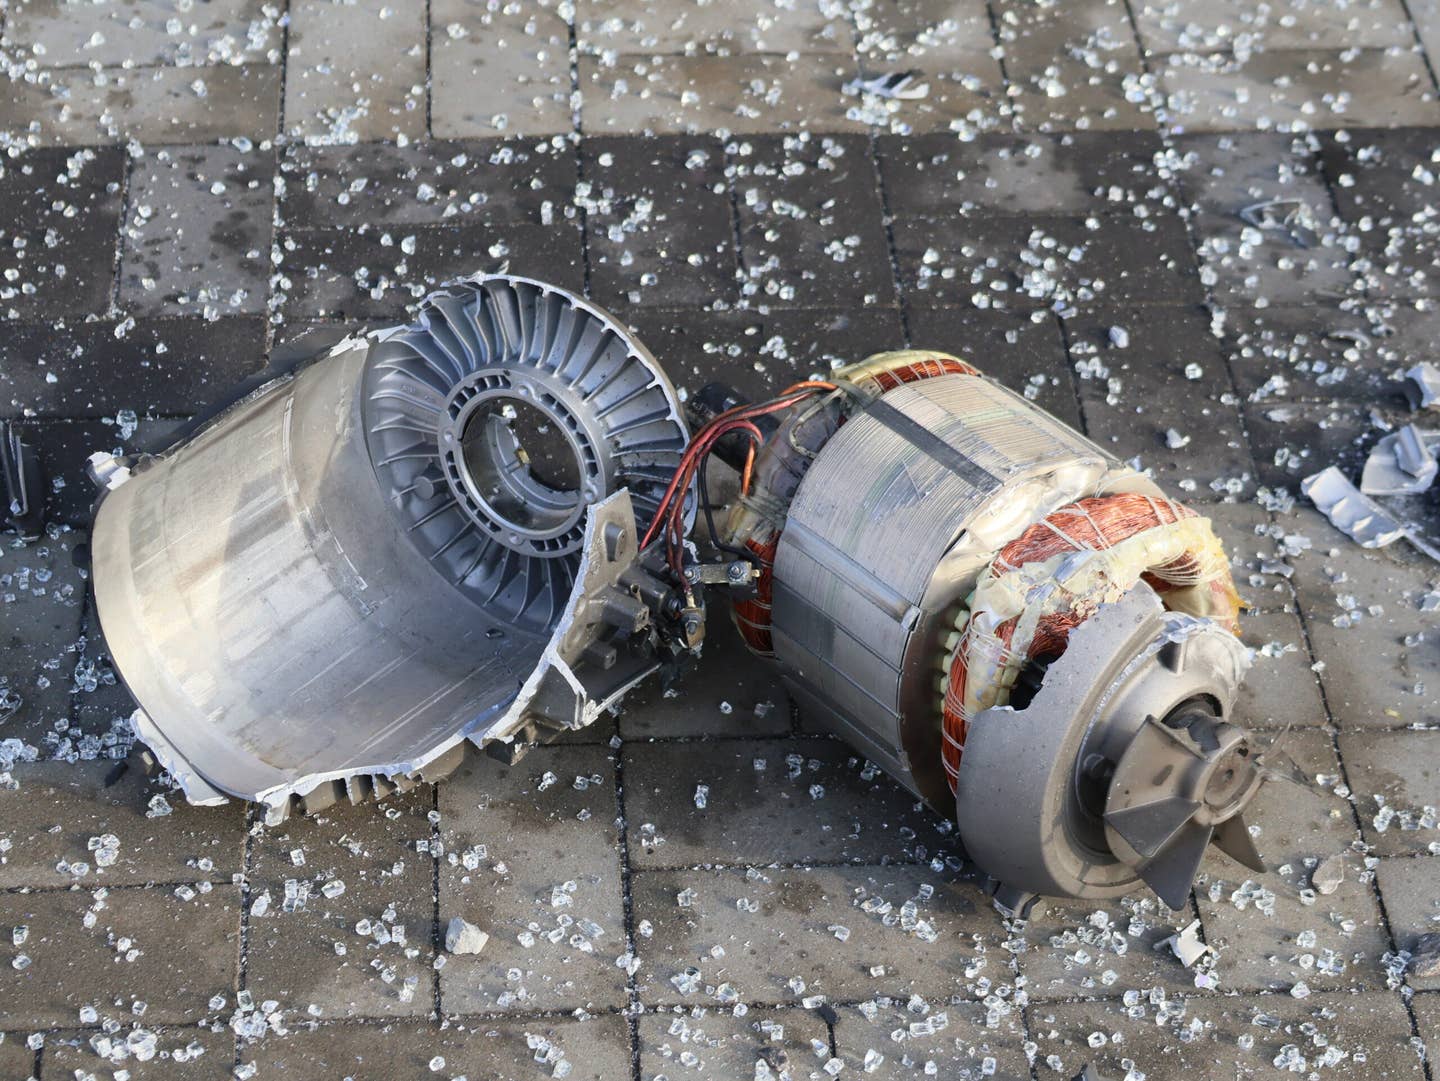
[1136,820,1213,910]
[1212,813,1266,872]
[1104,795,1201,861]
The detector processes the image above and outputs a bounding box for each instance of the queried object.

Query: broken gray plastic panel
[1403,362,1440,411]
[1302,466,1440,562]
[1360,426,1438,496]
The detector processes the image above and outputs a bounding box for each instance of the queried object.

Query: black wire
[697,456,762,566]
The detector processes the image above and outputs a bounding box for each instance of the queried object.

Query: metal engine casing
[768,374,1166,816]
[90,276,689,815]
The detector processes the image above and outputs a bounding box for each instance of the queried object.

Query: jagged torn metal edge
[130,490,648,815]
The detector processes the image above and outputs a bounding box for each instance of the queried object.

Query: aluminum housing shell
[90,277,687,811]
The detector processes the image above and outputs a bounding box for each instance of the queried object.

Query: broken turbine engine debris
[90,274,1272,916]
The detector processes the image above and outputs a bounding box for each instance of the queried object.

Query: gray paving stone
[0,64,282,146]
[1221,303,1401,406]
[1160,48,1440,133]
[831,1001,1030,1080]
[44,1025,231,1080]
[9,418,155,528]
[904,305,1083,429]
[2,0,281,68]
[1062,304,1253,498]
[1236,607,1329,729]
[1028,990,1424,1079]
[1174,130,1357,306]
[437,744,629,1015]
[0,146,125,321]
[2,316,269,420]
[1413,0,1440,66]
[582,135,737,309]
[893,212,1204,308]
[278,220,585,321]
[617,624,792,740]
[120,145,273,317]
[850,0,1007,135]
[244,1015,634,1080]
[1284,506,1440,730]
[1414,991,1440,1068]
[245,789,437,1019]
[631,864,1006,1007]
[861,78,1011,138]
[0,531,87,748]
[1196,728,1391,994]
[1015,894,1210,1002]
[431,1,574,139]
[992,0,1155,133]
[1336,730,1440,857]
[617,305,908,408]
[282,0,425,145]
[0,759,244,889]
[1374,856,1440,990]
[0,1036,34,1081]
[1317,127,1440,300]
[854,0,998,67]
[580,53,865,135]
[1134,0,1415,51]
[879,130,1166,219]
[0,884,240,1028]
[732,133,896,309]
[578,0,854,55]
[279,138,578,230]
[623,736,955,869]
[638,1006,829,1079]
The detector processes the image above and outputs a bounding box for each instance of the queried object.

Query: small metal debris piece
[1238,198,1319,248]
[1158,918,1213,968]
[1411,933,1440,978]
[1302,467,1440,562]
[444,917,489,956]
[1302,467,1406,547]
[1360,426,1438,497]
[845,71,930,100]
[1311,854,1345,896]
[1402,363,1440,411]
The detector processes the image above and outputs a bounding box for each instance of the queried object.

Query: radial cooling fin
[362,277,690,637]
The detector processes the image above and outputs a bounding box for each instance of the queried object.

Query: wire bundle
[640,381,837,576]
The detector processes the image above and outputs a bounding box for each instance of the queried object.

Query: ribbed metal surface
[363,276,688,637]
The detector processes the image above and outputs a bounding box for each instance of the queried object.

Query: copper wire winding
[940,493,1242,791]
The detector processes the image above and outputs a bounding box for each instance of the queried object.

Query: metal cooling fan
[362,276,690,637]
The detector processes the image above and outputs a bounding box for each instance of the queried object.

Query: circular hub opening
[459,396,584,536]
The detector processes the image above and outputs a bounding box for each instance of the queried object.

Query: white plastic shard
[1157,919,1212,968]
[1360,426,1438,497]
[444,917,489,955]
[844,71,930,100]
